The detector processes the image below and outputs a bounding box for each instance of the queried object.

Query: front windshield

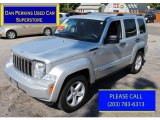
[54,19,106,43]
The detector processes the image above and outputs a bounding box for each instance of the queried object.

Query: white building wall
[104,3,130,13]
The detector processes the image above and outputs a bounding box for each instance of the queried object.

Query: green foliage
[146,3,160,10]
[60,3,80,12]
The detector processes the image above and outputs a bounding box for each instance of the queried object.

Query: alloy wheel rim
[66,81,85,107]
[135,55,142,70]
[8,32,15,38]
[45,29,51,35]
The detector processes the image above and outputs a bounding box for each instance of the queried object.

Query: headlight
[32,61,46,79]
[10,52,13,63]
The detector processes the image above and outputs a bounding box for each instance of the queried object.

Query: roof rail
[117,14,124,16]
[117,13,143,16]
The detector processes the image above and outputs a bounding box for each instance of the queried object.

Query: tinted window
[137,19,146,34]
[60,14,62,18]
[66,14,69,17]
[105,20,121,43]
[54,19,106,43]
[124,19,137,38]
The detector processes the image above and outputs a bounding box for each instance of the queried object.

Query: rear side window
[137,19,146,34]
[124,19,137,38]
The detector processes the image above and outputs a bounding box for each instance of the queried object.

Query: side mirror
[109,35,118,41]
[140,30,144,34]
[104,35,119,44]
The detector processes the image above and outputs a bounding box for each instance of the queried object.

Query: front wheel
[130,51,144,74]
[58,75,89,113]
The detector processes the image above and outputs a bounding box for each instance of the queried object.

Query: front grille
[13,54,32,76]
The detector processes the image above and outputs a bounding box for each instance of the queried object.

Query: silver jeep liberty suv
[5,14,148,112]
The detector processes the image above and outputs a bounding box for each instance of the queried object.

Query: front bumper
[5,64,55,102]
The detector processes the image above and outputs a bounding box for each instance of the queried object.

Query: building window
[134,4,137,8]
[131,4,134,8]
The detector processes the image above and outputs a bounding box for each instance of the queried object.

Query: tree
[146,3,160,10]
[60,3,80,12]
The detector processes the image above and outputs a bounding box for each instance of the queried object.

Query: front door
[96,20,125,79]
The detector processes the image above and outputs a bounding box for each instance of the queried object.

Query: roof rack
[117,14,124,16]
[117,14,143,16]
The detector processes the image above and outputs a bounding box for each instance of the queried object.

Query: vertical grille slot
[13,54,32,77]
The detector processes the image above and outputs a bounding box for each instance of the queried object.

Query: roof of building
[76,3,101,10]
[125,3,148,12]
[76,6,100,10]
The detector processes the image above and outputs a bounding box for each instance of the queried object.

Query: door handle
[135,38,140,42]
[119,42,126,46]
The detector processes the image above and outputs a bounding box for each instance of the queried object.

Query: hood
[12,36,98,63]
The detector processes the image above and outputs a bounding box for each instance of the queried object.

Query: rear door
[122,18,138,64]
[30,26,44,34]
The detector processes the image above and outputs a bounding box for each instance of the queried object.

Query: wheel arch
[43,27,52,34]
[130,45,145,64]
[56,68,90,104]
[6,29,17,37]
[49,58,96,102]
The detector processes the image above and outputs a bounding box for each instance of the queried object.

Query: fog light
[49,85,54,95]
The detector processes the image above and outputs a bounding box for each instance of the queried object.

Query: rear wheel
[43,28,52,36]
[153,19,156,23]
[6,30,17,39]
[58,75,89,113]
[130,51,144,74]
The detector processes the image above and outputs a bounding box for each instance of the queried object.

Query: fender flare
[130,42,145,64]
[48,58,96,102]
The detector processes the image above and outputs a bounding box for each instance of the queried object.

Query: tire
[58,75,89,113]
[130,51,144,74]
[153,19,156,23]
[43,28,52,36]
[6,30,17,39]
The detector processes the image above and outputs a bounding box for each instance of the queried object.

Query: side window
[124,19,137,38]
[137,19,146,34]
[104,20,122,44]
[66,14,69,17]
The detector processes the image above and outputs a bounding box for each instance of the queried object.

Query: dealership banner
[98,90,156,111]
[0,4,60,25]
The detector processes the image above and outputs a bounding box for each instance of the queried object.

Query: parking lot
[0,23,160,117]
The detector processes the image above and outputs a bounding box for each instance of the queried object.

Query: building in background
[103,3,148,13]
[75,3,148,13]
[75,3,101,13]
